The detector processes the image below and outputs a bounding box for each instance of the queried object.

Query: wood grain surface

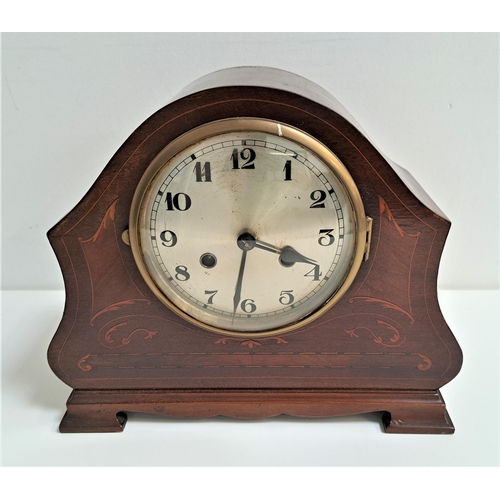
[47,85,462,432]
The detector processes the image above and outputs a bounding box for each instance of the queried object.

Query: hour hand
[253,239,316,267]
[279,246,316,267]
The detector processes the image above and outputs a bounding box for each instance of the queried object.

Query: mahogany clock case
[47,71,462,433]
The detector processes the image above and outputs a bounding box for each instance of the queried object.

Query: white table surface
[1,290,499,467]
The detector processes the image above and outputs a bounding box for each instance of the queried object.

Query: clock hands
[231,249,247,324]
[253,238,316,267]
[232,233,256,323]
[232,232,317,321]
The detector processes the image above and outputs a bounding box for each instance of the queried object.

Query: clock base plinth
[59,389,454,434]
[382,401,454,434]
[60,400,127,433]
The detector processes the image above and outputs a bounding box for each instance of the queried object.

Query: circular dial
[130,119,367,336]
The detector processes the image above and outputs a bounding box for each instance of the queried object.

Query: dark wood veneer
[48,84,462,433]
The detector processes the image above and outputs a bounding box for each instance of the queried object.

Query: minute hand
[232,249,248,324]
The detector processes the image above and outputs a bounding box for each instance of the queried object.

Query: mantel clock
[48,67,462,433]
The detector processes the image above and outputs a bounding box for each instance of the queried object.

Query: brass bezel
[129,118,368,338]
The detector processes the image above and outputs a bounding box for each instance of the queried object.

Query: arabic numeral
[304,264,322,281]
[194,161,212,182]
[205,290,218,304]
[283,160,292,181]
[159,230,177,247]
[279,290,295,305]
[241,299,257,313]
[318,229,335,246]
[232,148,256,169]
[174,265,190,281]
[165,192,192,211]
[310,190,327,208]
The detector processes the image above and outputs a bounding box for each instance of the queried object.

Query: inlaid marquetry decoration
[78,199,150,325]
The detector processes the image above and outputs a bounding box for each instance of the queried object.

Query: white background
[2,32,499,291]
[1,32,499,477]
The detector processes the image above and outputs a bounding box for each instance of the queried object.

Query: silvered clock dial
[130,119,369,336]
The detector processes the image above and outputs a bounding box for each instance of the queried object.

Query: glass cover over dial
[130,119,367,336]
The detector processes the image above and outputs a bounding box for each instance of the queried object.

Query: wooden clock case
[47,67,462,433]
